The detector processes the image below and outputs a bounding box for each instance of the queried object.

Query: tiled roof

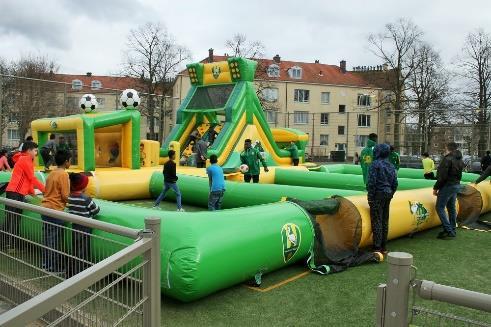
[53,74,147,93]
[181,55,384,88]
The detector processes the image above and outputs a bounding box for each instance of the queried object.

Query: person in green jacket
[286,141,299,166]
[240,139,269,183]
[388,145,400,171]
[360,133,377,185]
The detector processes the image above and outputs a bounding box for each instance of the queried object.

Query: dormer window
[91,80,102,90]
[267,64,280,77]
[289,66,302,79]
[71,79,83,90]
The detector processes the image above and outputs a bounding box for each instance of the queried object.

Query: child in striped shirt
[67,173,99,277]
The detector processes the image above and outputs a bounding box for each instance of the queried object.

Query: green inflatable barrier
[275,169,437,191]
[319,164,479,183]
[1,197,314,302]
[149,173,363,208]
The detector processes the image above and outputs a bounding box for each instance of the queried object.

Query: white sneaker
[177,208,185,212]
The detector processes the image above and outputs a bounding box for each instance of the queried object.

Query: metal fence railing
[375,252,491,327]
[0,197,160,326]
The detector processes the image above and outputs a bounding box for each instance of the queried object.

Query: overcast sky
[2,0,491,75]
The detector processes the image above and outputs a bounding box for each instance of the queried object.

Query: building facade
[172,53,398,158]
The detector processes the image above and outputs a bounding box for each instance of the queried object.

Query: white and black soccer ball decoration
[120,89,140,109]
[79,94,98,113]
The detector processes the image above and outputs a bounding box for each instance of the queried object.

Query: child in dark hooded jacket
[367,143,398,254]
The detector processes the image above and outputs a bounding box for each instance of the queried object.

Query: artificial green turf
[160,225,491,326]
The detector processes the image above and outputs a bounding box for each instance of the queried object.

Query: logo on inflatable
[409,201,429,230]
[212,65,221,79]
[281,223,301,263]
[50,121,58,129]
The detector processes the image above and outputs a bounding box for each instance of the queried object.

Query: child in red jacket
[4,141,45,250]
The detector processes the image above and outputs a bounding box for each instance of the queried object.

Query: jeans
[435,184,461,236]
[154,182,182,209]
[42,215,65,272]
[40,148,54,169]
[3,191,25,249]
[368,193,392,251]
[244,174,259,183]
[208,190,225,211]
[68,229,91,278]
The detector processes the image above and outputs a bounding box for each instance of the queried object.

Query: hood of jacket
[374,143,390,160]
[450,150,463,160]
[366,139,377,148]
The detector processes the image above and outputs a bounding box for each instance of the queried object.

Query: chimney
[273,54,281,63]
[339,60,346,73]
[208,48,214,63]
[86,72,92,77]
[314,60,319,64]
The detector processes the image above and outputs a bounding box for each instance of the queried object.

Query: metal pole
[143,217,161,327]
[383,252,413,326]
[375,284,387,326]
[416,280,491,312]
[311,113,315,158]
[0,197,140,239]
[487,108,490,151]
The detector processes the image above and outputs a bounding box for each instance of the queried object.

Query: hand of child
[264,167,269,172]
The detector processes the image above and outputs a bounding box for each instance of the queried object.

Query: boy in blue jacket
[367,143,398,254]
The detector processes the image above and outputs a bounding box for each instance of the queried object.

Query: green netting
[186,85,235,109]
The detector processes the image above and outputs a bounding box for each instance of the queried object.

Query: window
[357,94,371,107]
[320,134,329,146]
[8,128,19,141]
[8,112,18,123]
[385,124,391,133]
[261,88,279,102]
[289,66,302,79]
[294,111,309,124]
[321,92,330,104]
[67,96,79,110]
[355,135,369,147]
[320,113,329,125]
[97,97,105,107]
[265,110,277,123]
[267,64,280,77]
[358,114,371,127]
[338,126,345,135]
[71,79,83,90]
[335,143,346,151]
[91,80,102,90]
[294,89,310,103]
[339,104,346,113]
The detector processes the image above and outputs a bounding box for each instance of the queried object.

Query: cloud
[3,0,491,74]
[0,1,71,49]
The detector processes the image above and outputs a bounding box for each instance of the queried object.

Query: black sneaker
[437,231,455,239]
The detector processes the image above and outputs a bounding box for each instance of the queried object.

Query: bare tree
[456,29,491,156]
[408,43,451,153]
[225,33,279,113]
[9,55,59,141]
[123,22,190,141]
[225,33,265,59]
[369,18,423,148]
